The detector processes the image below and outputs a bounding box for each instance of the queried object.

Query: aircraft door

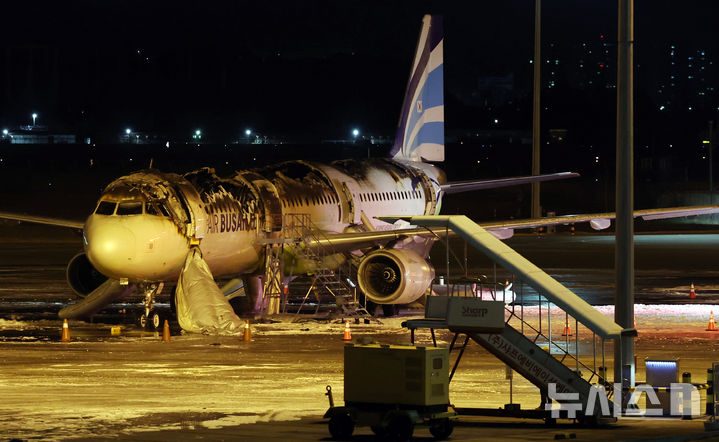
[340,181,360,224]
[172,179,208,239]
[253,180,283,232]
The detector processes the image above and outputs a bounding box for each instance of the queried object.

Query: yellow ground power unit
[344,344,449,407]
[326,343,455,440]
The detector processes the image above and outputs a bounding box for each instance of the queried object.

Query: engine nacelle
[357,249,435,304]
[66,252,108,298]
[590,218,611,230]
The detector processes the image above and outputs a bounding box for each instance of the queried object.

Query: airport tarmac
[2,313,719,441]
[2,226,719,440]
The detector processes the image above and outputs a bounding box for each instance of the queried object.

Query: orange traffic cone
[61,319,71,342]
[561,319,572,337]
[342,320,352,342]
[243,320,252,342]
[707,312,717,332]
[690,283,696,299]
[162,319,171,342]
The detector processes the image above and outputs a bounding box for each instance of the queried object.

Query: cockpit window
[116,201,144,215]
[145,201,170,217]
[95,201,117,215]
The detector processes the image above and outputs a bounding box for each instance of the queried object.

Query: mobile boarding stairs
[383,216,637,424]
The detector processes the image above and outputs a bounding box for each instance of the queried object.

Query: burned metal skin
[78,160,445,300]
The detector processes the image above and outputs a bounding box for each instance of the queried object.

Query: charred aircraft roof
[329,158,417,183]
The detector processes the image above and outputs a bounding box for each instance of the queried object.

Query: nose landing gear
[138,282,165,330]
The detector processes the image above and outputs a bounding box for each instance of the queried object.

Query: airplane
[1,15,718,334]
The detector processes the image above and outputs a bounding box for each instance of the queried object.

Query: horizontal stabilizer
[440,172,579,194]
[58,279,135,319]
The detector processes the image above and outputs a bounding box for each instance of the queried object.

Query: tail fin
[391,14,444,163]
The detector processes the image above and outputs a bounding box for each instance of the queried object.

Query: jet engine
[357,249,435,304]
[66,252,108,297]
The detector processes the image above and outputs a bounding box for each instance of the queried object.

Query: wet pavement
[2,317,719,441]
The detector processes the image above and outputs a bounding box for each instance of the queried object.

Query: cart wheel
[328,413,354,440]
[429,418,453,440]
[370,425,386,436]
[386,414,413,442]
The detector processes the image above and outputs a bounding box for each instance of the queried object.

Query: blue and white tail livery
[391,14,444,163]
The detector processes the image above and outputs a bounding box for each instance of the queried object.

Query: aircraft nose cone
[85,223,137,278]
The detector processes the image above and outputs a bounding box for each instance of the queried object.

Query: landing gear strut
[138,282,164,330]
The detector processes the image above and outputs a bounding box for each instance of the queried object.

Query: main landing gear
[138,282,165,330]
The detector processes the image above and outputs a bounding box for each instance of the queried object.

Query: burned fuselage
[75,159,445,295]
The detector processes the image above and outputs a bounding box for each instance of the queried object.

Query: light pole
[531,0,542,220]
[125,128,132,144]
[32,113,38,127]
[615,0,635,391]
[709,121,715,203]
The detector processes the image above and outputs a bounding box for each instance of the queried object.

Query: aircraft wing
[478,204,719,234]
[440,172,579,194]
[0,211,84,230]
[306,204,719,252]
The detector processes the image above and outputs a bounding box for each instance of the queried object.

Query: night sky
[1,1,718,142]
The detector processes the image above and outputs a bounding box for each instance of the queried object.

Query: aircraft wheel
[429,418,453,440]
[148,310,163,330]
[328,413,354,440]
[139,313,148,329]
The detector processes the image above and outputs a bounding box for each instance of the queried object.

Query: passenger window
[116,201,143,215]
[95,201,117,215]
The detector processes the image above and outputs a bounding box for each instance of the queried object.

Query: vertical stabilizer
[391,15,444,162]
